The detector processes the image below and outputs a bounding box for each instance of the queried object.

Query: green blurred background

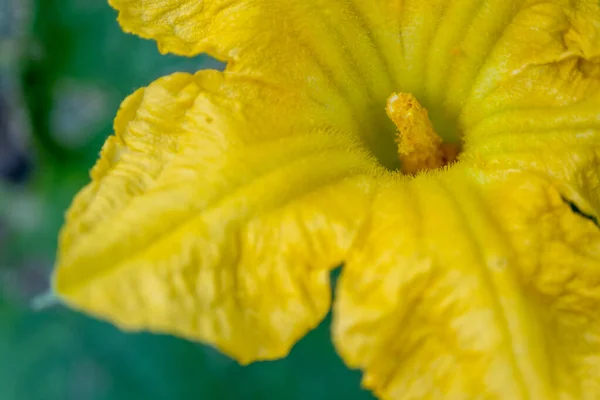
[0,1,375,399]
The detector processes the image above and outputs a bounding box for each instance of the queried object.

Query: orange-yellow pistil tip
[386,92,459,175]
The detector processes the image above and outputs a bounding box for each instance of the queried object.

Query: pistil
[386,92,459,174]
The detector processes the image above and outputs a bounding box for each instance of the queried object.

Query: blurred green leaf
[21,0,222,168]
[1,295,374,400]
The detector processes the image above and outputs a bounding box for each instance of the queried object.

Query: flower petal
[458,1,600,228]
[108,0,409,168]
[333,167,600,399]
[459,1,600,221]
[460,1,600,129]
[53,70,378,363]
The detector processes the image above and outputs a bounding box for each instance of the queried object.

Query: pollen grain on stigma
[386,92,460,175]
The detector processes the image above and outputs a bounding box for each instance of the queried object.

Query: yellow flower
[53,0,600,398]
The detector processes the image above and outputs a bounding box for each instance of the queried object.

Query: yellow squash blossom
[53,0,600,398]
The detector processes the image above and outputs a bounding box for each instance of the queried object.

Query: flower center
[385,92,460,174]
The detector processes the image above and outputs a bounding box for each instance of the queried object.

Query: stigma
[386,92,459,174]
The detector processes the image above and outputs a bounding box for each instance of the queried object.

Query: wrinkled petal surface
[334,168,600,400]
[54,70,378,363]
[108,0,409,169]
